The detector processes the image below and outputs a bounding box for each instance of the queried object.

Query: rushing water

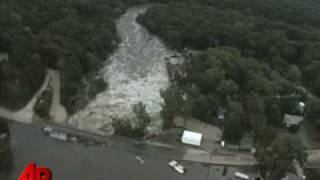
[69,6,183,135]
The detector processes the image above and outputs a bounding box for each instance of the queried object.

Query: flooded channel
[69,6,183,135]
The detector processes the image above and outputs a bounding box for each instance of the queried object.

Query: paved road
[0,122,243,180]
[48,70,67,123]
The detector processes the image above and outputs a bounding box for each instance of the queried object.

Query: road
[0,71,51,124]
[48,70,67,123]
[0,122,244,180]
[0,69,67,124]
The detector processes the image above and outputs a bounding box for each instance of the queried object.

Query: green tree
[255,135,307,180]
[191,95,210,122]
[285,65,301,84]
[254,125,276,147]
[217,80,239,97]
[223,116,244,143]
[160,86,183,128]
[223,100,244,143]
[133,102,151,131]
[243,95,266,129]
[305,98,320,127]
[264,98,282,126]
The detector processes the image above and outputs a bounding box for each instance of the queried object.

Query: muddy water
[69,6,183,135]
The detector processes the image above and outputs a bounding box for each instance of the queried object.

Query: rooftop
[283,114,303,127]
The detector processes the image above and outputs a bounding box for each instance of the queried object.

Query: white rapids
[69,6,183,135]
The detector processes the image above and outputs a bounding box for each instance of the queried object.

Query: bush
[33,89,52,119]
[113,120,145,138]
[113,102,151,138]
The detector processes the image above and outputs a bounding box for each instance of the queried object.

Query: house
[0,53,9,62]
[283,114,303,128]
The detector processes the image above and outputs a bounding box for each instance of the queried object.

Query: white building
[181,130,202,146]
[283,114,303,128]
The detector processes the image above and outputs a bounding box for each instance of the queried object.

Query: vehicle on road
[135,156,144,165]
[234,172,249,180]
[168,160,186,174]
[49,131,68,141]
[43,126,68,141]
[42,126,53,134]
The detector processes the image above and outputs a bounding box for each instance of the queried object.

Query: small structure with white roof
[181,130,202,146]
[283,114,303,128]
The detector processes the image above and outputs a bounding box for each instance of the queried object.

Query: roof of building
[283,114,303,127]
[181,130,202,146]
[281,173,302,180]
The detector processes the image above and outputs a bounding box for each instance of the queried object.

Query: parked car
[42,126,53,134]
[135,156,144,165]
[42,126,68,141]
[49,131,67,141]
[234,172,249,180]
[168,160,186,174]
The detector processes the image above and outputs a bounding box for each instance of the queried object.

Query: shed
[181,130,202,146]
[283,114,303,128]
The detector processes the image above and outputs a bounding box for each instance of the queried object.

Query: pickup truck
[168,160,186,174]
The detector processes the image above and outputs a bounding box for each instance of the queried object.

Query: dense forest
[201,0,320,29]
[138,0,320,133]
[138,1,320,178]
[0,0,172,112]
[1,0,319,178]
[0,0,122,110]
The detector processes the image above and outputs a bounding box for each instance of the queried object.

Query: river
[69,6,183,135]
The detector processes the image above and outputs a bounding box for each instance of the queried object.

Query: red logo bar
[19,162,52,180]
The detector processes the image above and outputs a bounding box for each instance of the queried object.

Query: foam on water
[69,7,183,135]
